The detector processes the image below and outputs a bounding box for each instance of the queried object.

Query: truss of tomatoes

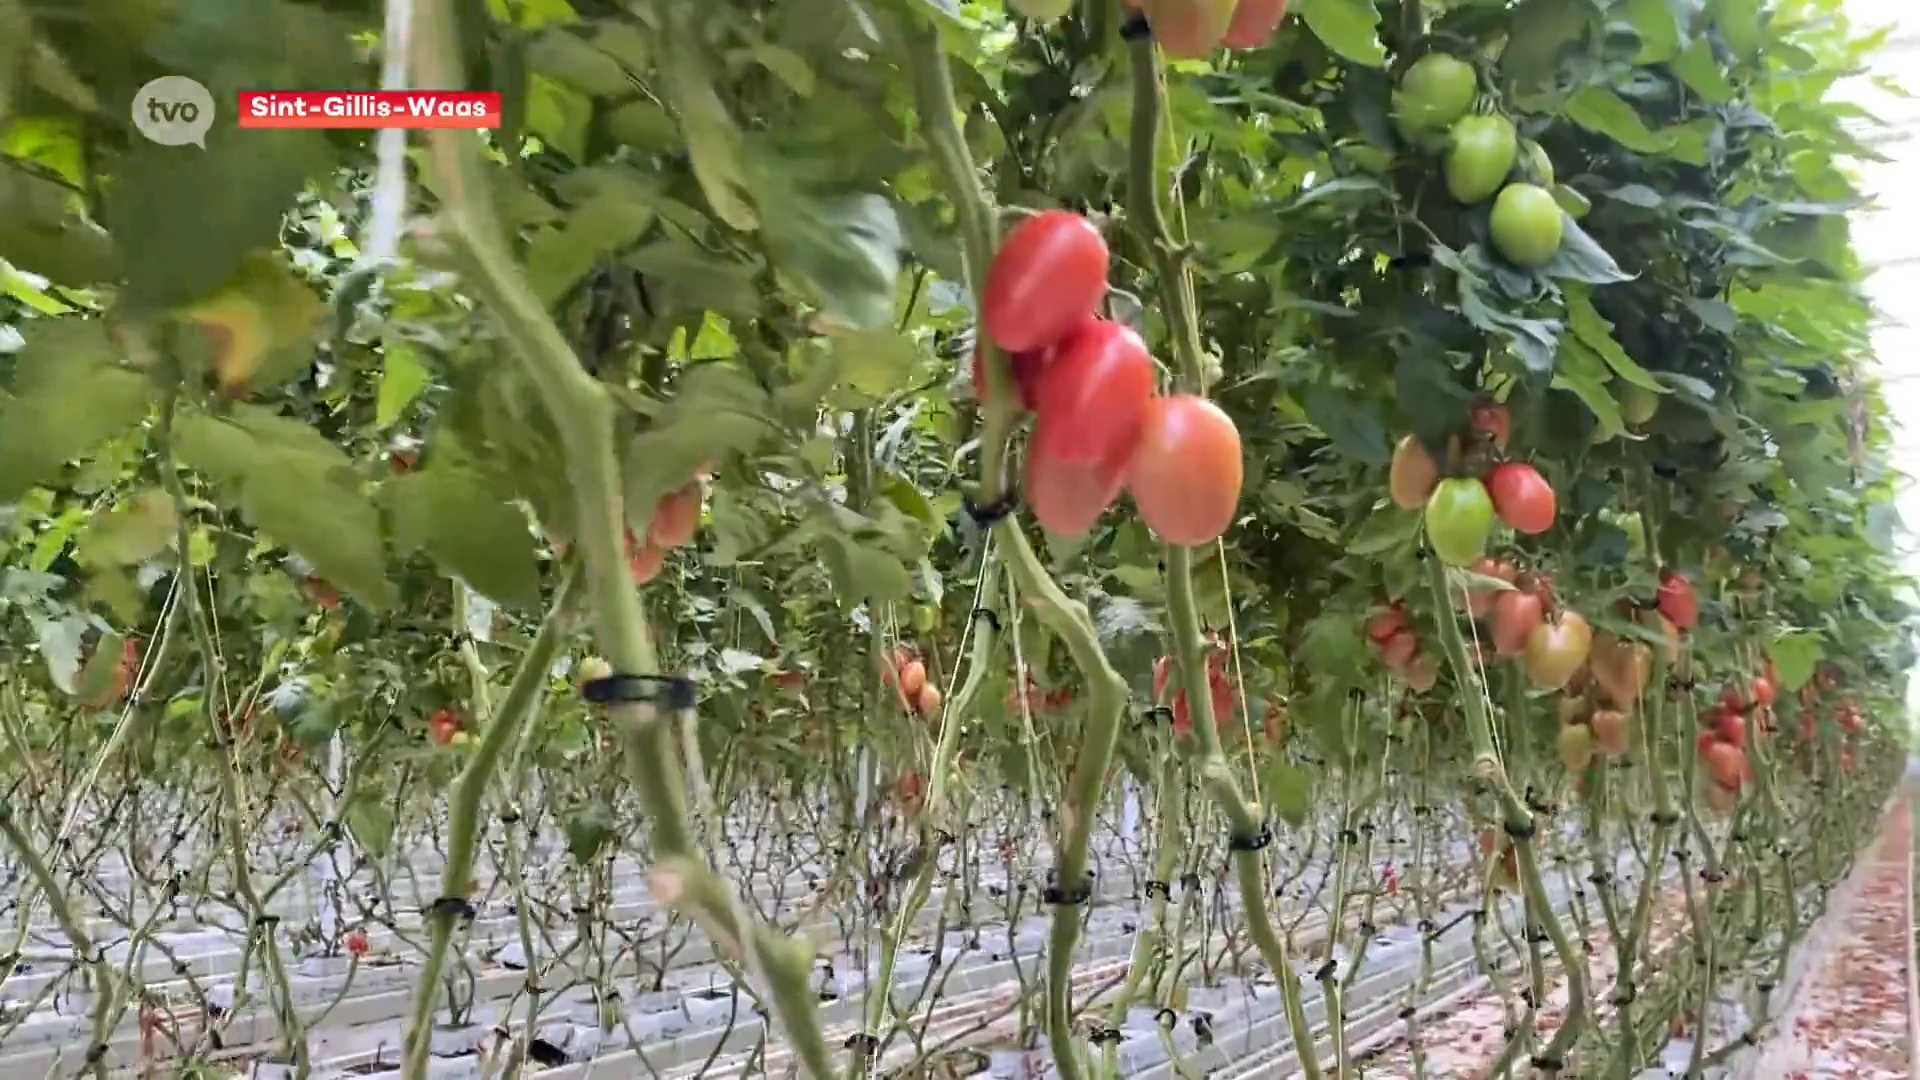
[973,210,1244,548]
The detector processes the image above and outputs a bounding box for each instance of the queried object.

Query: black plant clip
[1090,1027,1125,1046]
[1119,12,1152,39]
[430,896,478,923]
[1144,879,1171,900]
[844,1033,879,1057]
[963,489,1021,527]
[1042,871,1095,907]
[581,673,698,710]
[1229,825,1273,853]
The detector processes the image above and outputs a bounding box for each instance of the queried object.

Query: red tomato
[1489,590,1543,657]
[346,929,370,955]
[1153,655,1175,702]
[981,211,1109,354]
[970,346,1052,411]
[1719,684,1747,715]
[1366,608,1408,644]
[1029,321,1156,467]
[1126,395,1244,547]
[1750,677,1776,708]
[649,484,702,549]
[1379,628,1418,669]
[1695,730,1719,761]
[1469,401,1511,449]
[1715,711,1746,750]
[1024,449,1127,537]
[628,537,666,584]
[1486,462,1555,535]
[1144,0,1238,58]
[1223,0,1288,48]
[1703,742,1745,790]
[898,660,928,701]
[1657,570,1697,630]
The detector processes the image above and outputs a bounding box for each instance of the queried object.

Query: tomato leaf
[1768,629,1824,692]
[1294,0,1386,67]
[1262,760,1313,827]
[1562,85,1671,155]
[376,335,431,428]
[77,489,178,567]
[1553,343,1627,439]
[1302,386,1390,465]
[0,323,155,502]
[387,464,543,611]
[1542,213,1632,284]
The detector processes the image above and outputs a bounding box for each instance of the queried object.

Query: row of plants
[0,0,1912,1077]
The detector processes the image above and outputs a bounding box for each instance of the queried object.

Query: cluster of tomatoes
[1364,603,1438,691]
[1393,53,1564,269]
[1091,0,1289,58]
[1150,635,1237,735]
[427,707,469,747]
[625,476,706,585]
[974,210,1244,547]
[883,647,943,718]
[1390,402,1556,569]
[1696,672,1769,808]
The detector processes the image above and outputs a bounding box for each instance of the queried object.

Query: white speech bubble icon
[132,76,216,149]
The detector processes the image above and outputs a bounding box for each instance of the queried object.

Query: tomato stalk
[410,3,835,1076]
[1123,29,1326,1080]
[1424,556,1589,1076]
[1098,756,1182,1079]
[903,19,1131,1080]
[0,804,116,1080]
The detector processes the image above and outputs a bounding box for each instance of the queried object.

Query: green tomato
[1489,183,1564,268]
[1520,139,1554,187]
[1424,478,1495,567]
[1394,54,1478,134]
[912,605,937,633]
[1445,115,1518,203]
[1619,383,1661,426]
[1008,0,1074,17]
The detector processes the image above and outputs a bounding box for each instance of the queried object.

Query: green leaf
[659,23,757,231]
[0,361,155,502]
[1621,0,1684,62]
[565,802,617,864]
[1294,0,1386,66]
[820,531,912,608]
[756,188,903,332]
[77,489,179,566]
[1768,629,1823,691]
[388,465,542,610]
[1542,213,1632,284]
[1263,760,1313,827]
[376,336,431,428]
[1302,386,1390,465]
[1564,287,1664,391]
[107,130,334,310]
[527,170,660,305]
[346,798,394,859]
[175,411,395,609]
[1562,85,1670,155]
[1552,344,1626,438]
[1670,38,1735,103]
[831,328,918,400]
[751,44,815,97]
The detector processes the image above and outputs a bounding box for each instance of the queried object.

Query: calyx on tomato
[1445,114,1518,203]
[1486,461,1555,535]
[1424,478,1495,566]
[1489,183,1564,268]
[1127,394,1243,547]
[1029,320,1155,467]
[1393,53,1477,135]
[981,211,1109,353]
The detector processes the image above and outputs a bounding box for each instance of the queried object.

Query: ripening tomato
[1750,677,1776,708]
[1445,115,1519,204]
[1389,435,1441,510]
[1223,0,1289,48]
[1468,401,1511,451]
[1524,610,1591,690]
[916,683,943,716]
[1143,0,1239,58]
[1590,710,1631,757]
[628,536,666,584]
[1401,653,1439,692]
[1657,570,1698,630]
[1557,723,1596,771]
[1379,628,1419,669]
[1461,557,1515,617]
[981,211,1109,354]
[1367,606,1409,644]
[1719,684,1747,714]
[1489,183,1564,267]
[898,660,928,701]
[1486,462,1554,535]
[1127,395,1244,547]
[649,483,702,549]
[1029,320,1155,467]
[1024,449,1128,537]
[1715,711,1746,750]
[1424,478,1495,566]
[1490,589,1543,657]
[1703,741,1745,790]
